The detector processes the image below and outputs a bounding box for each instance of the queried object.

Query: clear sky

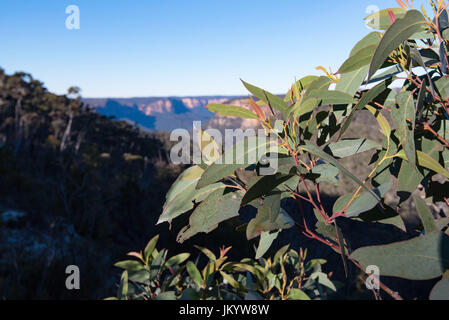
[0,0,414,97]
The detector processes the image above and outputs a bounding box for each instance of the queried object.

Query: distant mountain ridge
[85,96,247,132]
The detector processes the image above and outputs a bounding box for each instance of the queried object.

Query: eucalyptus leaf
[242,173,297,206]
[429,279,449,300]
[176,188,242,243]
[325,138,378,159]
[301,142,381,200]
[197,136,276,189]
[307,89,355,106]
[144,235,160,261]
[351,232,449,280]
[242,80,288,114]
[255,231,279,259]
[396,150,449,179]
[393,91,416,168]
[368,10,426,80]
[186,261,203,287]
[414,197,437,234]
[288,288,311,300]
[207,104,258,119]
[247,193,294,240]
[333,182,392,218]
[364,8,407,30]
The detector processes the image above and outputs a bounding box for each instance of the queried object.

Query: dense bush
[155,1,449,300]
[108,235,338,300]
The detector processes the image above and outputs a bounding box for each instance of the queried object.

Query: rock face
[85,96,246,132]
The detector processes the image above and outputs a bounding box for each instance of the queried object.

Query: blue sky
[0,0,411,97]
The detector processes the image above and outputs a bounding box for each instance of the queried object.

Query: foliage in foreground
[108,235,337,300]
[157,0,449,300]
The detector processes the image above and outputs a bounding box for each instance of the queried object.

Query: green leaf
[414,197,437,234]
[207,104,258,119]
[372,153,393,187]
[366,105,391,137]
[325,138,378,159]
[436,217,449,232]
[118,271,128,300]
[196,128,221,165]
[430,279,449,300]
[154,291,177,300]
[307,89,355,106]
[336,66,370,97]
[127,269,150,284]
[273,153,298,174]
[311,271,337,292]
[273,244,290,263]
[310,164,340,186]
[351,232,449,280]
[335,221,349,277]
[306,76,332,92]
[338,44,377,74]
[242,80,288,113]
[292,75,319,91]
[368,10,426,80]
[114,260,144,272]
[159,166,215,225]
[186,261,203,287]
[352,32,383,55]
[397,160,424,195]
[421,135,441,163]
[220,271,243,291]
[333,182,392,218]
[357,205,406,231]
[242,173,297,206]
[222,262,259,276]
[336,32,382,96]
[150,249,167,279]
[393,91,416,168]
[247,193,294,240]
[301,142,381,200]
[196,136,276,189]
[416,77,427,118]
[367,65,402,84]
[144,235,159,262]
[435,76,449,99]
[255,231,279,259]
[179,288,201,300]
[365,8,407,30]
[159,181,227,225]
[315,221,344,247]
[288,288,311,300]
[202,262,215,285]
[290,97,319,119]
[164,253,190,269]
[443,28,449,40]
[411,48,440,68]
[194,245,217,261]
[438,9,449,34]
[176,188,242,243]
[340,79,392,137]
[166,166,203,200]
[396,150,449,179]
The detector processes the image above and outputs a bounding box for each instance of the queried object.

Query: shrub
[156,1,449,300]
[108,235,338,300]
